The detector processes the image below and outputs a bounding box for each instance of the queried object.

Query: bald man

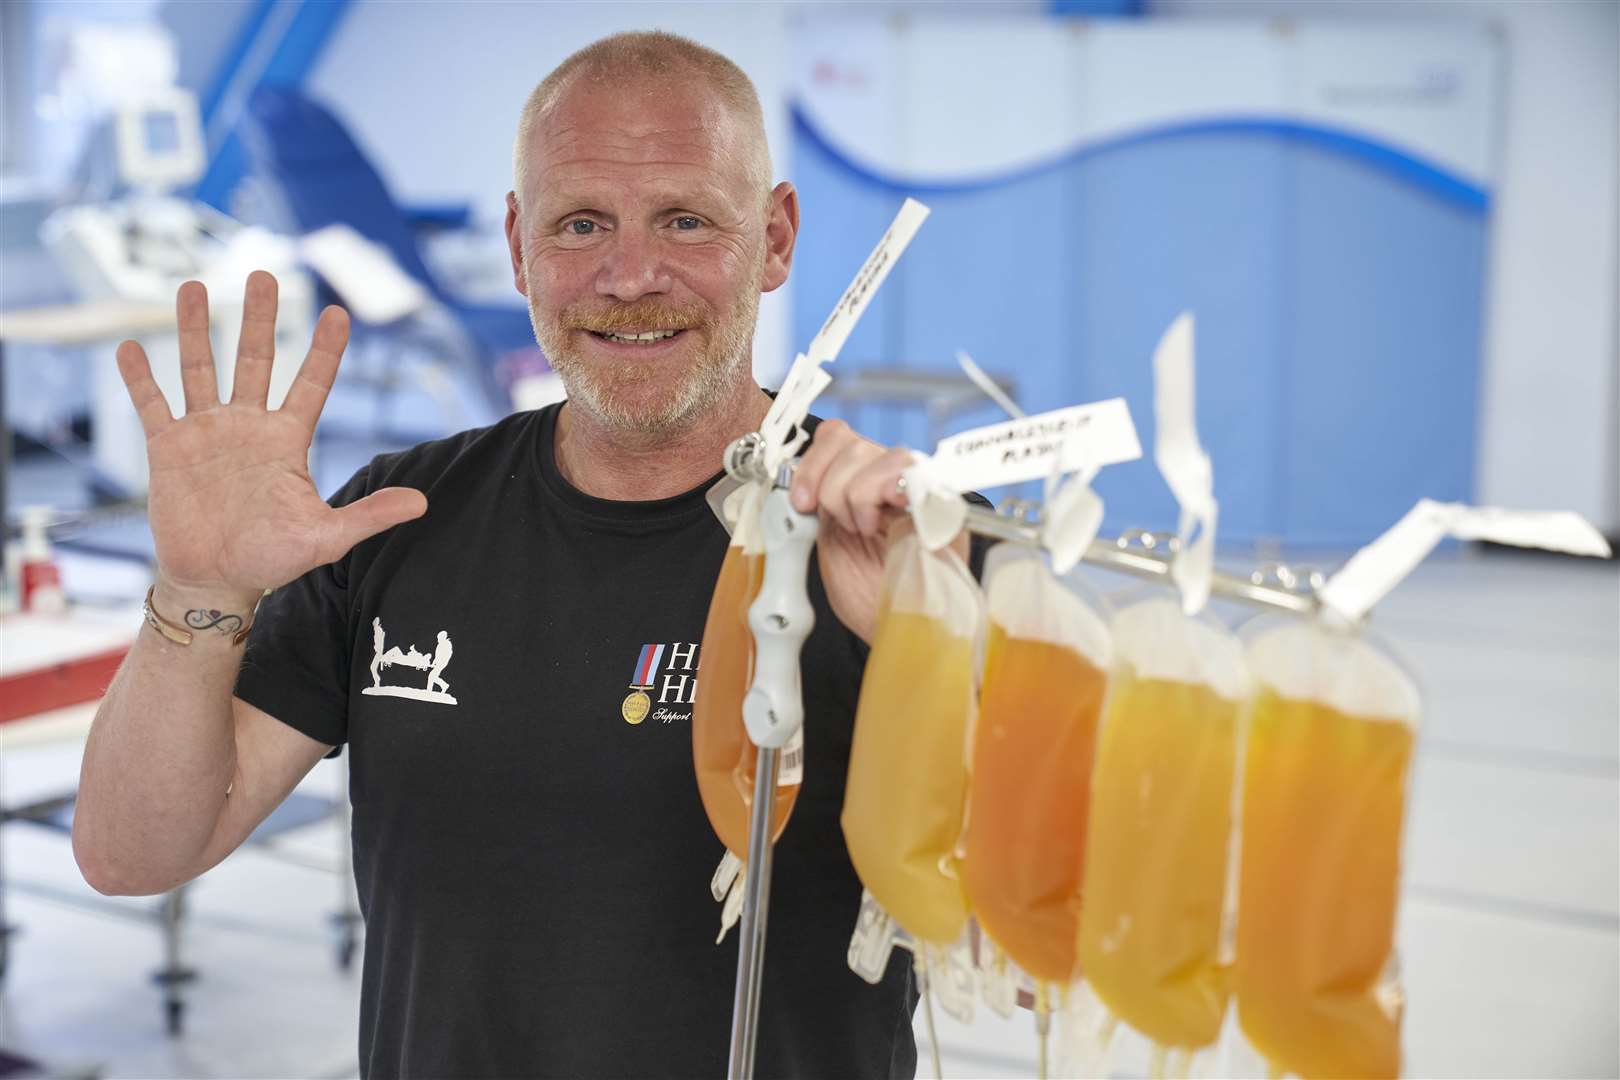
[74,30,946,1079]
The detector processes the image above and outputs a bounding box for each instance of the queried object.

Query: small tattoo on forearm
[185,608,246,635]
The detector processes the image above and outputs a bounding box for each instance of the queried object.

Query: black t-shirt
[235,403,920,1079]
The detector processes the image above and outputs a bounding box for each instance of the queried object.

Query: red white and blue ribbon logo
[630,643,666,689]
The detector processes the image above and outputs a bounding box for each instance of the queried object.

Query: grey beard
[530,293,760,440]
[554,343,742,438]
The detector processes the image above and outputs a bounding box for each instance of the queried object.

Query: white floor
[2,550,1616,1078]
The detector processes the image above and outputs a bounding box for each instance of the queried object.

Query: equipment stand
[726,746,780,1078]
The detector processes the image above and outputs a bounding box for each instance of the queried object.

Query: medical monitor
[114,87,206,192]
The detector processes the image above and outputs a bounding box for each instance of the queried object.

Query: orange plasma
[1235,687,1413,1080]
[692,546,799,858]
[842,609,975,945]
[962,624,1108,986]
[1077,669,1241,1050]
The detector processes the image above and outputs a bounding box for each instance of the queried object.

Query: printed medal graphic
[623,643,665,724]
[363,617,457,705]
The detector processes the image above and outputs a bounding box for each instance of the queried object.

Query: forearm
[73,579,259,895]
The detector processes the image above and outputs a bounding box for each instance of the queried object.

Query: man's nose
[595,228,673,301]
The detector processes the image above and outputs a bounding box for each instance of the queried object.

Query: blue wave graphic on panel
[790,103,1489,212]
[789,100,1488,544]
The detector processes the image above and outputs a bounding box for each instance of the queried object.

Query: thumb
[322,486,428,561]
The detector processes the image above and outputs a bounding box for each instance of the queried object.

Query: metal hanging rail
[723,434,1321,615]
[959,505,1322,616]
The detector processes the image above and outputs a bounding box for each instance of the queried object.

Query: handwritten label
[928,398,1142,493]
[806,198,931,364]
[756,199,931,470]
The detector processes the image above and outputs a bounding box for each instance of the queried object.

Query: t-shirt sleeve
[233,465,374,749]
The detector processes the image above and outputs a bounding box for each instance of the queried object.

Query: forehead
[526,75,753,205]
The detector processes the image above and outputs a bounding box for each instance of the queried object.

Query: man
[74,30,941,1079]
[426,630,452,697]
[369,616,385,688]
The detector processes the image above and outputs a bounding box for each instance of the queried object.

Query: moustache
[561,299,706,335]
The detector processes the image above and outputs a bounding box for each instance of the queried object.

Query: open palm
[119,272,426,602]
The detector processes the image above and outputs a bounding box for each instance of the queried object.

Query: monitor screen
[115,89,205,190]
[143,110,181,155]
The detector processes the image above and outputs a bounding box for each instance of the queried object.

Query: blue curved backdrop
[791,107,1488,547]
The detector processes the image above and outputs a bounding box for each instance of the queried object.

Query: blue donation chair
[241,84,543,423]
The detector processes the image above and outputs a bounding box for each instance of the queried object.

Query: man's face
[507,76,790,438]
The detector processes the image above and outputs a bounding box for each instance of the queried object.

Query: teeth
[601,329,678,343]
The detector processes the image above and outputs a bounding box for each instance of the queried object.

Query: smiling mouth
[588,329,686,345]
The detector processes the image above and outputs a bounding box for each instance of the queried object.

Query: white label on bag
[846,888,901,985]
[1152,312,1218,615]
[928,398,1142,493]
[1319,498,1612,622]
[1042,472,1106,574]
[716,866,746,944]
[710,850,742,903]
[806,197,931,364]
[902,454,971,552]
[778,726,805,786]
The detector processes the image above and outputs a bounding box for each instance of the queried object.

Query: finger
[115,339,174,437]
[318,487,427,564]
[230,270,279,407]
[818,442,880,536]
[175,280,218,413]
[280,306,351,430]
[842,447,915,536]
[790,418,855,513]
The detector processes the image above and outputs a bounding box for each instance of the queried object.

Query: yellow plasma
[842,609,975,945]
[1235,687,1413,1080]
[692,546,799,859]
[1077,668,1241,1051]
[963,624,1108,986]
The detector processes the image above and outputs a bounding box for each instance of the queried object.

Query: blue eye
[672,216,702,230]
[566,220,597,236]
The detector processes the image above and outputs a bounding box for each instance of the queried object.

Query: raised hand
[118,271,426,606]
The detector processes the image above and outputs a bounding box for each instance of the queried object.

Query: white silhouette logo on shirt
[362,617,457,705]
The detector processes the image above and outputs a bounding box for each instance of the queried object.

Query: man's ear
[505,191,529,297]
[760,181,799,294]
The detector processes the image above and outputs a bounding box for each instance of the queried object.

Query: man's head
[505,32,797,440]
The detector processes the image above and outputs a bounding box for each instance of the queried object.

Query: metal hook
[998,498,1043,526]
[1249,562,1325,596]
[1116,528,1182,555]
